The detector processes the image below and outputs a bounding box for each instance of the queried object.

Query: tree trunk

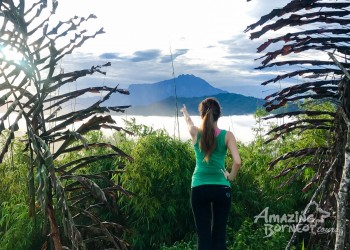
[335,149,350,250]
[335,110,350,250]
[46,203,63,250]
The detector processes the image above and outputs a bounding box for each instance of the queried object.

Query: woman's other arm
[225,131,241,181]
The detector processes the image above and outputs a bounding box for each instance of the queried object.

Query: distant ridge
[123,93,266,116]
[80,74,293,116]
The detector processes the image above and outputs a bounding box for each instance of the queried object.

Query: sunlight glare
[0,46,23,64]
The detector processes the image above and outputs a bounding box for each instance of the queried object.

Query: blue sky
[55,0,293,98]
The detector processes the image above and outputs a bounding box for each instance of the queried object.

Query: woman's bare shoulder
[225,130,237,144]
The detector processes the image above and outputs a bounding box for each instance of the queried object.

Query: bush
[160,238,196,250]
[0,134,44,250]
[120,131,196,249]
[228,219,292,250]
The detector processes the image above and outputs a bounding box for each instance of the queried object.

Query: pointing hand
[181,104,187,114]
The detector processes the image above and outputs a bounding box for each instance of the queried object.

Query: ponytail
[200,109,216,162]
[198,97,221,162]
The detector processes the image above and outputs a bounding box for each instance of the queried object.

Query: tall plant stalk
[0,1,132,249]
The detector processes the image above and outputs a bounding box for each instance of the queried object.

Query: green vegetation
[120,131,195,249]
[0,103,332,249]
[0,133,44,250]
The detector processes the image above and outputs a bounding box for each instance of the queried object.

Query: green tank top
[192,129,230,187]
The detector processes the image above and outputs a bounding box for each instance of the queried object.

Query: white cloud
[104,114,260,144]
[53,0,297,98]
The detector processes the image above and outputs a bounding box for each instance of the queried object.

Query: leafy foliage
[120,130,196,250]
[228,220,293,250]
[0,133,43,250]
[0,111,330,249]
[245,0,350,248]
[0,1,131,249]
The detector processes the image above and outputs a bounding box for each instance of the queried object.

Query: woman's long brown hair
[198,98,221,162]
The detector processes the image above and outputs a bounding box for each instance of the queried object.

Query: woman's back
[192,130,229,187]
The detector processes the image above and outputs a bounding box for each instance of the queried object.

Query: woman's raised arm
[181,104,198,144]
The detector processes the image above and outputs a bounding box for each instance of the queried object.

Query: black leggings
[191,185,231,250]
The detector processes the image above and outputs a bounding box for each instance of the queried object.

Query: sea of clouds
[5,113,286,145]
[106,114,283,144]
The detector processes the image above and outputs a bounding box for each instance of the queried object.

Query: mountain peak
[177,73,195,78]
[126,74,227,106]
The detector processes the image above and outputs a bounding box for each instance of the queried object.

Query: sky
[1,0,300,142]
[53,0,293,98]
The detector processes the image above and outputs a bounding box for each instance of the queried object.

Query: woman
[181,97,241,250]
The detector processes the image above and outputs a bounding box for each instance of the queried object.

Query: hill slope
[123,93,266,116]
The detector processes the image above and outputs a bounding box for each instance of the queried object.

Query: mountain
[105,74,228,106]
[122,93,267,116]
[78,74,293,116]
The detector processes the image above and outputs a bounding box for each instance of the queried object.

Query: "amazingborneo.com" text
[254,207,336,237]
